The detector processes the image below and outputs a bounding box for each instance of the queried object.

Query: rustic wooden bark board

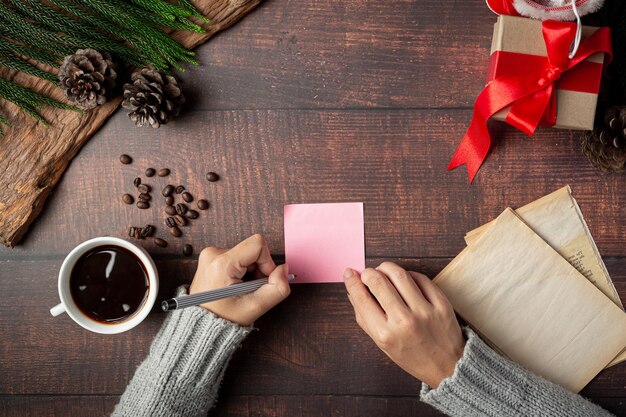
[0,0,260,247]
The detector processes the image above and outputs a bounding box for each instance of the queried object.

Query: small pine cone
[581,106,626,172]
[122,69,185,128]
[59,49,117,109]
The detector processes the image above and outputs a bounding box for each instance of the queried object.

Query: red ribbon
[448,21,612,183]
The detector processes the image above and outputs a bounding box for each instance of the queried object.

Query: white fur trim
[513,0,604,21]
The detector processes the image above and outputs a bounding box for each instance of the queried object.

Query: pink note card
[284,202,365,283]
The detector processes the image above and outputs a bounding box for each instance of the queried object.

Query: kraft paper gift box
[488,15,606,130]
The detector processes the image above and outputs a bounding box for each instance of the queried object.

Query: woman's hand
[190,234,291,326]
[343,262,465,388]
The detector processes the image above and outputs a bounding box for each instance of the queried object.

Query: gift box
[448,15,612,182]
[489,15,605,130]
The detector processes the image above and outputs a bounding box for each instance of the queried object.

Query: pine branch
[0,77,81,126]
[176,0,211,23]
[0,53,58,84]
[0,114,9,136]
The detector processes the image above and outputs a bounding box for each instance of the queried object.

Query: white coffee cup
[50,237,159,334]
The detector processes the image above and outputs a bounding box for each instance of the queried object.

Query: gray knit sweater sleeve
[420,328,613,417]
[112,293,251,417]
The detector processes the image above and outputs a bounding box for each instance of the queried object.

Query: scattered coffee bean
[138,193,151,202]
[175,185,185,194]
[165,195,175,205]
[182,191,193,203]
[145,168,156,177]
[183,244,193,257]
[122,194,134,205]
[158,168,170,177]
[170,226,182,237]
[137,201,150,209]
[197,199,209,210]
[174,214,187,227]
[133,177,141,187]
[186,209,199,219]
[128,226,144,239]
[141,225,155,238]
[206,172,219,182]
[162,184,174,197]
[165,205,177,215]
[154,238,167,248]
[120,154,132,164]
[165,217,176,228]
[175,203,188,215]
[138,184,151,193]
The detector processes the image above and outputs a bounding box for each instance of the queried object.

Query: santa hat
[486,0,605,21]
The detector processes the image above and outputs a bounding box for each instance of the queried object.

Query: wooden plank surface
[1,0,625,416]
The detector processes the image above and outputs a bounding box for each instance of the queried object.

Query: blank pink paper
[284,202,365,283]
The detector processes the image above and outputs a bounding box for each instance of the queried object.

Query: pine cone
[122,69,184,128]
[59,49,117,109]
[581,106,626,172]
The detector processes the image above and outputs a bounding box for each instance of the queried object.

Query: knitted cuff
[420,327,613,417]
[112,287,251,417]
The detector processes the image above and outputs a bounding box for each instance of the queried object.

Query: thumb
[249,264,291,312]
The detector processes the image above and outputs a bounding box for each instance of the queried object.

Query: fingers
[343,268,386,329]
[360,268,408,317]
[408,271,448,308]
[376,262,429,312]
[224,234,276,278]
[250,264,291,313]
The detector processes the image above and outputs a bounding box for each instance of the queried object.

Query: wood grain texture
[1,0,625,415]
[0,0,261,247]
[1,258,624,399]
[0,109,624,259]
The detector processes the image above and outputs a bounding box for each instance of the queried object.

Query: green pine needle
[0,0,209,134]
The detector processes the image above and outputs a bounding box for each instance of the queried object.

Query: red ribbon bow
[448,20,612,183]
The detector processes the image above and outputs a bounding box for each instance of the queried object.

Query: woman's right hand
[343,262,465,388]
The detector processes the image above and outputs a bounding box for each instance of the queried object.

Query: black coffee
[70,245,149,324]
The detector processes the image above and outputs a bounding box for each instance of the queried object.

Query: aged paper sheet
[435,209,626,393]
[464,186,626,367]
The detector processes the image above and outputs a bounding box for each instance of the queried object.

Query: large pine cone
[59,49,117,109]
[122,69,185,128]
[581,106,626,172]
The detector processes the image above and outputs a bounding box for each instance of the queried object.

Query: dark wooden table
[1,1,625,416]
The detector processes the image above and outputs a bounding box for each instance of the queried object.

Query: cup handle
[50,303,66,317]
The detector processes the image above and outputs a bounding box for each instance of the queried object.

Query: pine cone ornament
[59,49,117,109]
[122,69,185,128]
[581,106,626,172]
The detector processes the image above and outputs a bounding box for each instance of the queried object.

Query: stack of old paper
[434,186,626,393]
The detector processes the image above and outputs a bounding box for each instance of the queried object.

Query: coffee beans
[141,225,155,238]
[174,214,187,227]
[154,238,167,248]
[182,192,193,203]
[128,224,154,240]
[175,203,188,215]
[197,199,209,210]
[122,194,134,205]
[162,185,174,197]
[120,162,222,251]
